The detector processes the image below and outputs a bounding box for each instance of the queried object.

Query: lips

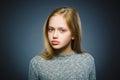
[51,40,59,45]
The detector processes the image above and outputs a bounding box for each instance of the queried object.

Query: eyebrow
[48,26,66,29]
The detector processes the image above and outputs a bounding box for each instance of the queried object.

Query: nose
[53,30,58,39]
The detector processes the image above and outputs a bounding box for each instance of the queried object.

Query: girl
[29,7,96,80]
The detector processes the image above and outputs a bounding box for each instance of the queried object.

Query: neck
[53,42,74,56]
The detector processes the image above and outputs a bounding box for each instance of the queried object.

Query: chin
[52,46,62,49]
[52,47,62,50]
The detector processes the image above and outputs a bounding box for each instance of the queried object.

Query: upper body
[29,52,96,80]
[29,7,96,80]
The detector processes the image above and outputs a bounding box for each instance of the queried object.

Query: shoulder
[82,53,95,60]
[76,52,94,59]
[76,53,95,64]
[29,55,44,66]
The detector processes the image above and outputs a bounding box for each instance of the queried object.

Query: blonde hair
[39,7,84,60]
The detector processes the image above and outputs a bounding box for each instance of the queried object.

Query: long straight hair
[40,7,84,60]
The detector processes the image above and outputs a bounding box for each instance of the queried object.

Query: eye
[60,29,66,33]
[48,28,54,32]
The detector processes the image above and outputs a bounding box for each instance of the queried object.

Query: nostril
[53,35,57,39]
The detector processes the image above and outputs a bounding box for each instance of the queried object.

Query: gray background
[1,0,119,80]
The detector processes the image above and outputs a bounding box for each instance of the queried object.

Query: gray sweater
[29,52,96,80]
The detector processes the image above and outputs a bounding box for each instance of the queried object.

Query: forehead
[48,15,68,29]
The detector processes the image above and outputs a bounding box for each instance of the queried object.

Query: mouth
[51,40,59,45]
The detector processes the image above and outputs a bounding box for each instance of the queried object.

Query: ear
[72,37,75,40]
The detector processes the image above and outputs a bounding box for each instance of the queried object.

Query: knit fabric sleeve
[28,57,40,80]
[89,55,96,80]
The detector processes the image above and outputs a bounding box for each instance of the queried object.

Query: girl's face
[48,15,73,50]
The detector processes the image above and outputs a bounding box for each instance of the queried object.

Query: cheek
[60,34,72,42]
[48,33,51,40]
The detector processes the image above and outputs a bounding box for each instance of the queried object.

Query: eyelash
[48,28,54,32]
[48,28,66,33]
[60,29,66,32]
